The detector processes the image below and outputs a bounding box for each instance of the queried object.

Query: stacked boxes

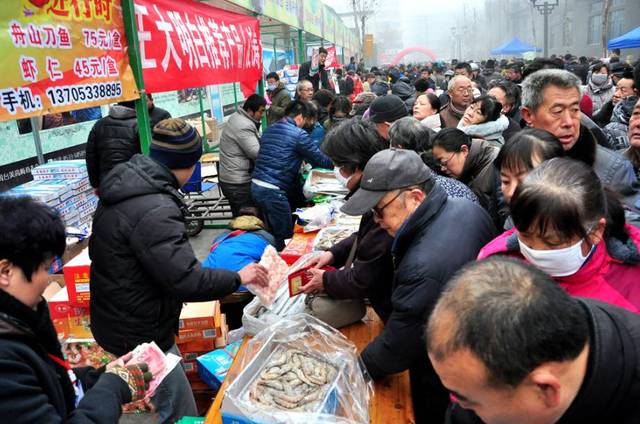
[62,247,91,306]
[8,160,97,231]
[47,283,92,340]
[177,301,224,381]
[195,340,242,391]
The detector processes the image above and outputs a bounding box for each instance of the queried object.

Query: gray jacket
[219,109,261,184]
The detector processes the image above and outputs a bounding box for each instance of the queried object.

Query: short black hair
[0,196,66,281]
[592,62,610,75]
[318,47,328,55]
[266,72,279,81]
[455,62,472,74]
[321,117,387,171]
[494,128,564,173]
[511,158,605,244]
[522,58,563,79]
[312,89,336,108]
[329,95,352,116]
[421,92,441,113]
[472,95,502,123]
[243,94,267,113]
[285,100,317,119]
[509,62,523,73]
[427,256,589,388]
[389,116,434,152]
[413,77,432,93]
[432,128,472,152]
[488,79,521,109]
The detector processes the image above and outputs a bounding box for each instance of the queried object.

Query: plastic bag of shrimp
[221,313,373,424]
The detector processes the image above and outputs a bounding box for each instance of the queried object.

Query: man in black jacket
[298,47,330,92]
[90,118,268,423]
[341,149,496,424]
[0,196,151,423]
[85,94,171,191]
[428,257,640,424]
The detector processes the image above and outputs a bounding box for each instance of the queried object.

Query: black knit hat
[150,118,202,170]
[368,95,408,124]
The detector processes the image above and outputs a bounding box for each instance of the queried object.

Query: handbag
[303,237,366,328]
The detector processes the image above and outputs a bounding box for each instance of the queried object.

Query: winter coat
[392,80,416,101]
[446,297,640,424]
[306,121,326,147]
[420,113,442,132]
[457,115,509,148]
[480,69,502,86]
[586,79,616,115]
[478,225,640,313]
[439,103,465,129]
[204,229,274,274]
[458,139,500,220]
[267,82,291,125]
[219,109,261,184]
[90,155,240,356]
[0,290,130,423]
[503,116,523,141]
[86,105,170,189]
[592,99,615,127]
[298,61,330,92]
[371,80,391,97]
[360,183,496,423]
[604,96,639,151]
[252,117,332,194]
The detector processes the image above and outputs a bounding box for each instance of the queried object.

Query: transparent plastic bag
[223,314,373,424]
[245,246,290,306]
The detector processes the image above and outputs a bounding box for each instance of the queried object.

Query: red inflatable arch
[390,47,438,65]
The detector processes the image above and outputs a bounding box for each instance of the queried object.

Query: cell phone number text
[46,81,122,107]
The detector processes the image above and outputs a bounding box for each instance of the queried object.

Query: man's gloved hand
[106,362,152,402]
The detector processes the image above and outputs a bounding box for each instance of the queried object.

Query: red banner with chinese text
[134,0,262,93]
[0,0,139,121]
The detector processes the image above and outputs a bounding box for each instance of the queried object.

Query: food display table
[204,307,415,424]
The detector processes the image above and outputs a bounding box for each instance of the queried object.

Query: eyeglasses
[455,87,474,94]
[438,152,457,169]
[372,189,406,219]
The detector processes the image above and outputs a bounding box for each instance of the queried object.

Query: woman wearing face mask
[457,95,510,148]
[586,63,616,116]
[412,93,442,132]
[297,118,396,323]
[478,157,640,313]
[323,95,352,131]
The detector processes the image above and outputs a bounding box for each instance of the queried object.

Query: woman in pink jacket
[478,157,640,313]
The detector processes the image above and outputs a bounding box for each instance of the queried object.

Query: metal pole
[232,82,239,112]
[258,78,268,129]
[297,29,305,64]
[198,87,207,148]
[273,37,277,70]
[543,2,549,58]
[29,117,45,165]
[121,0,152,155]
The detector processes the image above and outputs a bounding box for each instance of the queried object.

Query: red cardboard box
[280,232,317,265]
[48,285,92,339]
[179,301,221,331]
[178,338,216,353]
[288,265,336,297]
[63,247,91,306]
[177,328,217,344]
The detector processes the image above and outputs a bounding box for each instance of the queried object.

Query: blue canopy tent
[491,37,541,55]
[608,26,640,49]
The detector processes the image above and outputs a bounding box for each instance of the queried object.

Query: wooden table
[204,307,415,424]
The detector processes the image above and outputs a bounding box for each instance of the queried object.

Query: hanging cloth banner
[0,0,139,122]
[323,45,341,70]
[134,0,263,93]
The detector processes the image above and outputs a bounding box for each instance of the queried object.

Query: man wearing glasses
[440,75,474,129]
[341,149,496,424]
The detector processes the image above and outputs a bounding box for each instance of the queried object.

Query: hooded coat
[457,115,510,148]
[604,96,639,151]
[85,105,170,189]
[477,225,640,313]
[89,155,240,356]
[586,77,616,115]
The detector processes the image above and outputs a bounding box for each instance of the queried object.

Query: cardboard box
[214,314,228,349]
[196,341,240,391]
[48,285,92,339]
[63,247,91,306]
[280,232,317,265]
[178,338,216,353]
[179,301,220,331]
[177,328,217,344]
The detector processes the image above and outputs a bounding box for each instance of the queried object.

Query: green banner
[261,0,303,28]
[303,0,323,38]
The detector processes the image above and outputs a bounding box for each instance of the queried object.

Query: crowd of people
[2,48,640,424]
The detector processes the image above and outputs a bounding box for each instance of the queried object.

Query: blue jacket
[306,122,326,147]
[203,230,274,272]
[252,117,333,193]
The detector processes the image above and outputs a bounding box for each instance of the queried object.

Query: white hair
[448,75,472,92]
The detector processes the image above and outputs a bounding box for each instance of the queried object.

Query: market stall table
[204,307,415,424]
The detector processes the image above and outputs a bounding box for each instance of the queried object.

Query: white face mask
[267,83,277,91]
[517,237,594,277]
[334,166,353,188]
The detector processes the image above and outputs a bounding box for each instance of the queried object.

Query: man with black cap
[368,94,408,140]
[89,118,269,423]
[341,149,495,424]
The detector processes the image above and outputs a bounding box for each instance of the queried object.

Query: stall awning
[608,26,640,50]
[490,37,541,55]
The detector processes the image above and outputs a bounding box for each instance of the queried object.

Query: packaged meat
[245,246,289,306]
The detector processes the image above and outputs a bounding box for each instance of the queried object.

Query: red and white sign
[134,0,262,93]
[324,46,341,70]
